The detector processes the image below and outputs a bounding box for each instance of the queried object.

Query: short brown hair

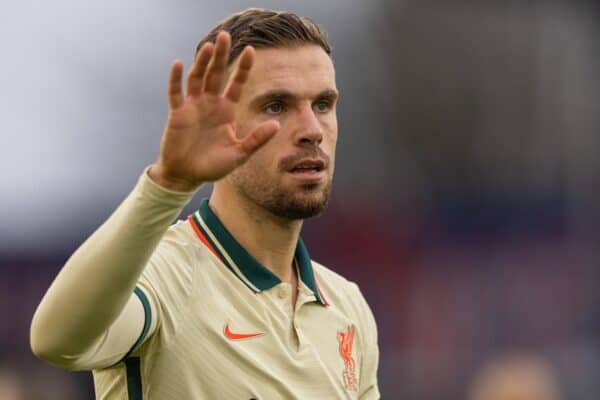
[196,8,332,65]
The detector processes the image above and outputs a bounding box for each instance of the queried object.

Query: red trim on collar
[187,215,220,259]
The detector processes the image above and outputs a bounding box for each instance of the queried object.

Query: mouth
[287,158,326,181]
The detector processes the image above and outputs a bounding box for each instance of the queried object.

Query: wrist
[147,164,199,193]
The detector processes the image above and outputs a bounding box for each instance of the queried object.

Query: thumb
[239,120,280,155]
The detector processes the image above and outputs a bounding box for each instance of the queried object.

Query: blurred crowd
[2,1,600,398]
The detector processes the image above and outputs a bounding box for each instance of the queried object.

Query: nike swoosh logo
[223,322,264,340]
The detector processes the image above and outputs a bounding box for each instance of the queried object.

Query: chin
[265,186,331,220]
[229,169,332,220]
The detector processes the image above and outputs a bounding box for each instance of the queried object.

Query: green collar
[188,199,327,306]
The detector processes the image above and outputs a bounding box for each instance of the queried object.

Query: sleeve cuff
[135,166,197,207]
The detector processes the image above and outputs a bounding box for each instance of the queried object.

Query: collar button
[278,286,289,299]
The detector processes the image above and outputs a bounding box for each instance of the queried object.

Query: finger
[239,120,280,156]
[203,31,231,94]
[224,46,254,103]
[168,60,184,109]
[187,42,214,97]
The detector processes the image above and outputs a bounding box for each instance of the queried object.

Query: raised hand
[149,31,280,192]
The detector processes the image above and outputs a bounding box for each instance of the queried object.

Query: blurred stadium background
[2,1,599,398]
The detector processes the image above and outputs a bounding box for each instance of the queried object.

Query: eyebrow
[249,89,339,109]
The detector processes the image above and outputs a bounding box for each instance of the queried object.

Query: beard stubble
[229,150,333,220]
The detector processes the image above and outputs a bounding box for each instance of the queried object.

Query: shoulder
[140,218,210,297]
[311,260,357,293]
[160,218,198,249]
[311,260,373,320]
[152,217,211,262]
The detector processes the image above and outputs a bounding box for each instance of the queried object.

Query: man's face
[227,45,338,220]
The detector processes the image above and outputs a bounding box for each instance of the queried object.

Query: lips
[288,158,325,173]
[287,158,327,182]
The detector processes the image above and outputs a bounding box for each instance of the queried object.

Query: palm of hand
[162,94,241,183]
[153,32,279,191]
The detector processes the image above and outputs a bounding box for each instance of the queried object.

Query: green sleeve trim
[115,287,152,365]
[125,357,143,400]
[129,287,152,355]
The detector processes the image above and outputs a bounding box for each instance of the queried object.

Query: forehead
[240,45,336,99]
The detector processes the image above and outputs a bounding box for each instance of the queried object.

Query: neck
[209,184,303,284]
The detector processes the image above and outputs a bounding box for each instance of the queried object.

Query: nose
[294,104,323,146]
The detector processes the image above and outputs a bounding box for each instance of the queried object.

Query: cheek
[243,133,281,173]
[322,116,338,148]
[322,117,337,173]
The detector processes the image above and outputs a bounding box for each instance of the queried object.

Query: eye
[264,102,285,115]
[313,100,331,113]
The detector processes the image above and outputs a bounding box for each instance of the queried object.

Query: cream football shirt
[92,189,380,399]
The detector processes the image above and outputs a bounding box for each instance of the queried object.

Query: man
[30,8,379,399]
